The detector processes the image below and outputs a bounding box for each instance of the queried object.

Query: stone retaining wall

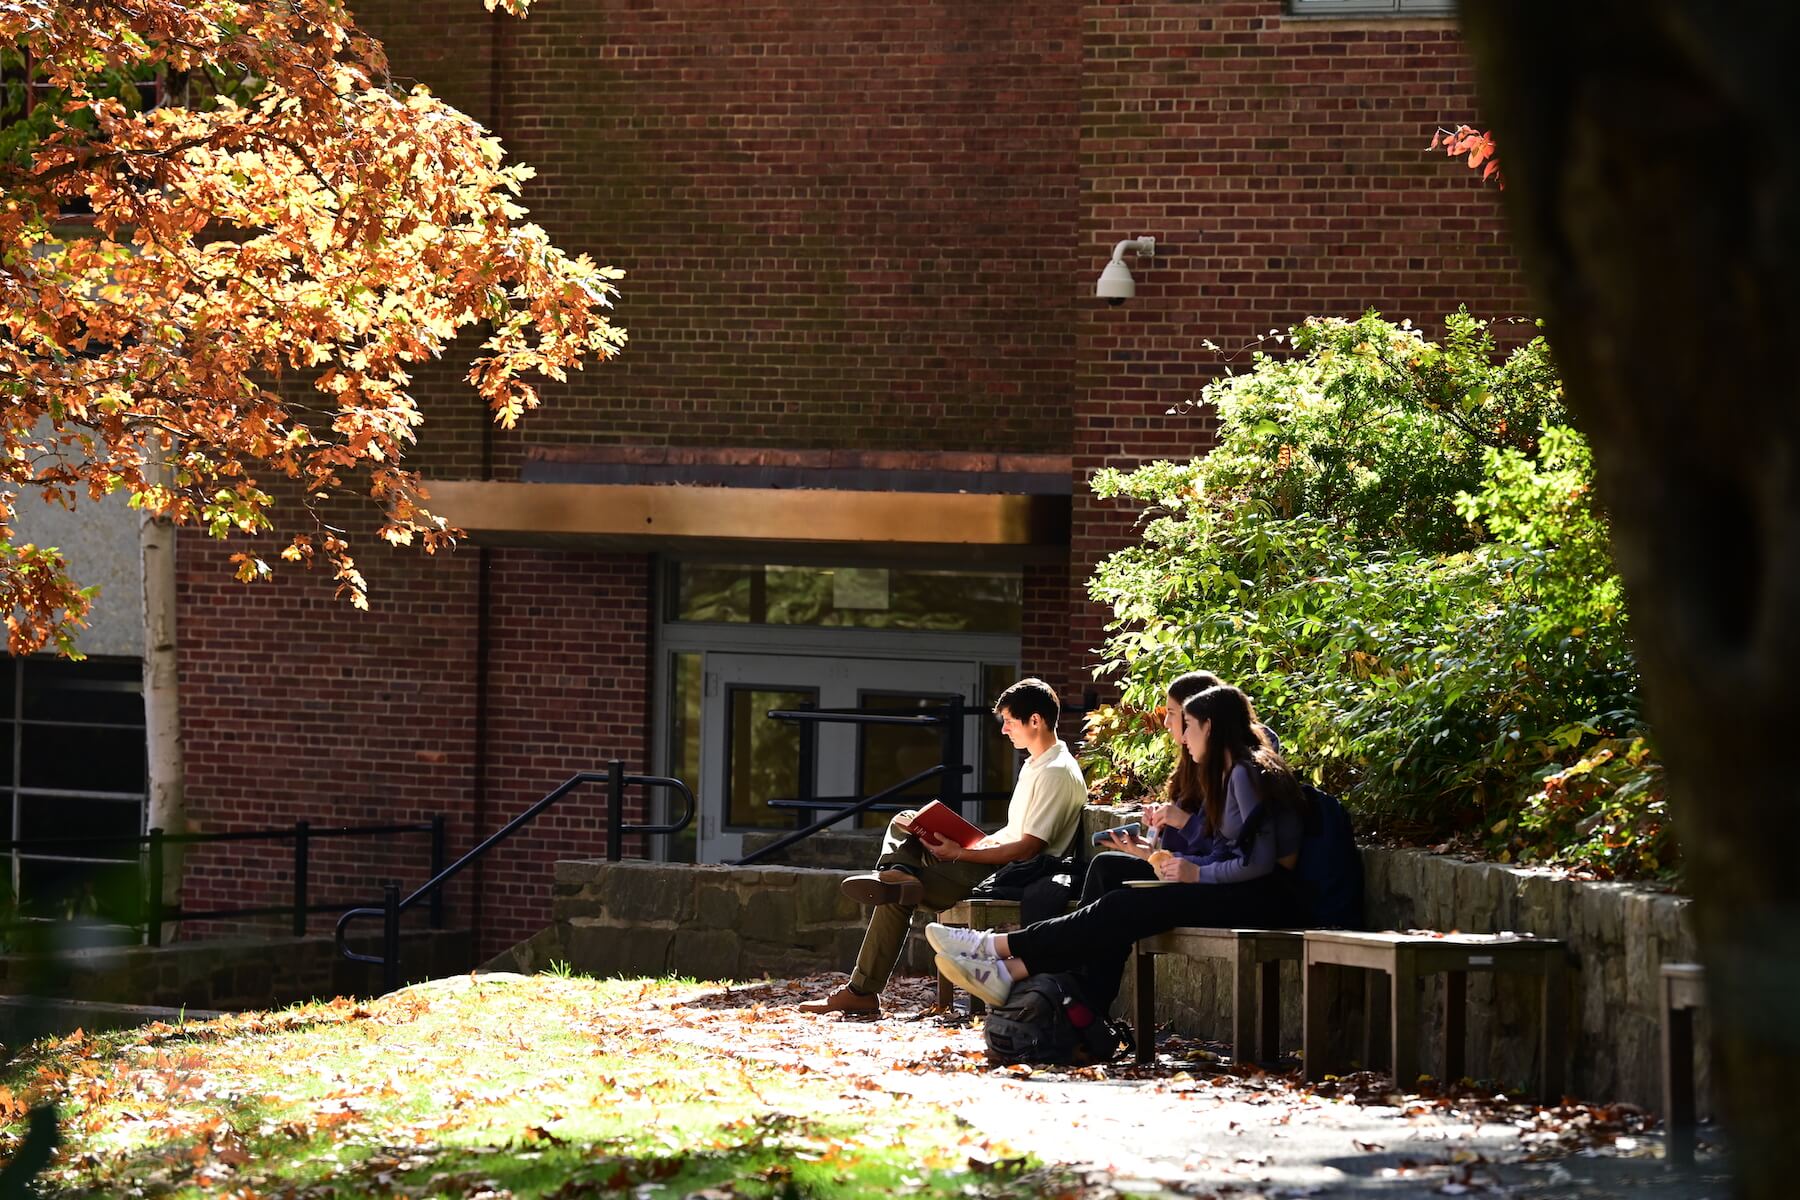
[1109,833,1703,1112]
[542,828,1706,1113]
[0,928,471,1013]
[528,860,868,981]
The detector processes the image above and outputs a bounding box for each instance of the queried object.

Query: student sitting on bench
[1083,669,1221,903]
[928,683,1302,1016]
[796,678,1088,1018]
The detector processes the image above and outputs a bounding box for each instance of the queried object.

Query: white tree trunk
[139,456,184,943]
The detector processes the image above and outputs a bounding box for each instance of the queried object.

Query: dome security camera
[1096,237,1155,305]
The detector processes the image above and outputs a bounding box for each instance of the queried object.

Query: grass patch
[0,975,1040,1199]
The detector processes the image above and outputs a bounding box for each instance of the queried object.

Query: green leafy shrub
[1084,311,1674,879]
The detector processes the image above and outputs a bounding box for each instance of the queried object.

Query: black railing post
[292,820,310,937]
[795,700,817,830]
[381,881,401,994]
[428,815,447,930]
[606,759,626,862]
[940,696,966,816]
[145,827,164,948]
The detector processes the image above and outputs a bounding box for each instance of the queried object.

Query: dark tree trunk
[1461,4,1800,1195]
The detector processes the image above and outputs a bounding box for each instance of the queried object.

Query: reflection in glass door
[855,691,956,829]
[696,655,978,862]
[725,685,816,830]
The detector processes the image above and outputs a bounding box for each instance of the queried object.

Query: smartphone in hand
[1092,823,1142,848]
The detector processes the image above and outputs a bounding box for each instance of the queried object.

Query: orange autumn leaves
[1429,124,1502,188]
[2,0,624,652]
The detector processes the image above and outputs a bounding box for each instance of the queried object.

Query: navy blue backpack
[1239,779,1364,928]
[1294,783,1364,929]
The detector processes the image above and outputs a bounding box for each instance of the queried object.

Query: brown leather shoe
[796,985,879,1017]
[840,869,925,906]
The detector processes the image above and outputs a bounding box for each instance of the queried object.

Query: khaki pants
[848,815,993,995]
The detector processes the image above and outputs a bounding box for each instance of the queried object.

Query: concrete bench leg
[1540,953,1567,1101]
[1363,968,1389,1071]
[1663,1002,1696,1167]
[1231,940,1258,1066]
[1134,944,1157,1065]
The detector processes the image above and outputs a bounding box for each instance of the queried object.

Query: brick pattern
[1067,1,1534,690]
[358,0,1085,477]
[473,549,652,957]
[1021,560,1079,740]
[176,529,655,959]
[175,527,481,939]
[527,447,1071,474]
[163,0,1534,966]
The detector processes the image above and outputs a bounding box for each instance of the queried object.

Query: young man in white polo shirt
[798,678,1088,1018]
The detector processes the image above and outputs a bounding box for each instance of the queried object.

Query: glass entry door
[697,654,979,862]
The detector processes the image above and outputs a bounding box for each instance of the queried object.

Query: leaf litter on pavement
[0,971,1706,1199]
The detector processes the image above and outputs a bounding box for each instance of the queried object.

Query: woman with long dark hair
[1079,670,1219,903]
[930,684,1303,1014]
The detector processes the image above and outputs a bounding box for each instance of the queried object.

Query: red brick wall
[176,528,480,941]
[1067,1,1533,691]
[474,549,653,952]
[357,0,1087,473]
[176,534,656,960]
[169,0,1536,967]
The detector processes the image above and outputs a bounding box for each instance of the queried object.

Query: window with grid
[1,657,147,921]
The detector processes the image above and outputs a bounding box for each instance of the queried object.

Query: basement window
[0,657,146,922]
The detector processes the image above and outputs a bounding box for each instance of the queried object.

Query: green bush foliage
[1084,310,1674,878]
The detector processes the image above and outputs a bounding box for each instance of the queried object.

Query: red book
[906,800,987,849]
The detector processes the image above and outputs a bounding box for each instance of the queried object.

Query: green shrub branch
[1083,310,1673,879]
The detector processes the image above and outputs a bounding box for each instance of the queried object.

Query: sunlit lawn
[0,974,1039,1199]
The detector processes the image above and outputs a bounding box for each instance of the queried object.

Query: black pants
[1007,868,1300,1014]
[1078,850,1155,906]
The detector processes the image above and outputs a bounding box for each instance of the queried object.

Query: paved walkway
[651,974,1732,1199]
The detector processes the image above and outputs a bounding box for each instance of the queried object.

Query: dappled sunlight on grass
[0,974,1043,1199]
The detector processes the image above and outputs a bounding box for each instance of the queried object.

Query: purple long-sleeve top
[1164,761,1301,885]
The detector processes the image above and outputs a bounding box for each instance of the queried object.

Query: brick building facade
[160,0,1532,961]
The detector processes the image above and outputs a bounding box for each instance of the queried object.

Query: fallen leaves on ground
[0,971,1699,1199]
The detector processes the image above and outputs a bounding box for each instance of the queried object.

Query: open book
[906,800,987,849]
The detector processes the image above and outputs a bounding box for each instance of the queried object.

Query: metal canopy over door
[696,653,978,862]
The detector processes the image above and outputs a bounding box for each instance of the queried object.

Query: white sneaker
[925,922,994,958]
[935,950,1014,1008]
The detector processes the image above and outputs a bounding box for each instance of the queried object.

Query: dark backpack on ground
[982,973,1131,1067]
[1295,783,1364,929]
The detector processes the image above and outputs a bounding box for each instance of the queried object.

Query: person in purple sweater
[928,684,1304,1015]
[1085,671,1284,903]
[1080,670,1220,904]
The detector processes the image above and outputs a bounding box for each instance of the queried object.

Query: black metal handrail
[0,819,445,946]
[334,759,694,993]
[729,761,973,866]
[766,790,1008,811]
[731,696,977,866]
